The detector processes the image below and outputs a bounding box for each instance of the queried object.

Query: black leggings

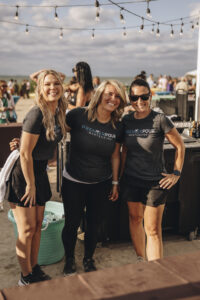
[61,177,111,259]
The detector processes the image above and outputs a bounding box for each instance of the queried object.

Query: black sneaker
[18,272,39,286]
[63,257,76,276]
[32,264,51,281]
[83,258,97,272]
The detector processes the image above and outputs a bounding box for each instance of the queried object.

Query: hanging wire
[14,5,19,20]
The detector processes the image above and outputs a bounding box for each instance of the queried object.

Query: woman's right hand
[20,185,36,208]
[9,138,20,151]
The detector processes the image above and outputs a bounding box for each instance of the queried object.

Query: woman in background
[67,61,93,109]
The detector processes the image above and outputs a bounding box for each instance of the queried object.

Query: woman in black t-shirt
[121,79,185,262]
[7,70,67,286]
[62,80,127,275]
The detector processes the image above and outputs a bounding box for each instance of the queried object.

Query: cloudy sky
[0,0,200,78]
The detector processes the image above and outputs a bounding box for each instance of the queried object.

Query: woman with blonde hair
[6,70,67,286]
[62,80,127,275]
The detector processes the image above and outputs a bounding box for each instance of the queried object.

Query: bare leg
[11,204,36,276]
[144,204,165,261]
[31,205,45,268]
[127,202,145,259]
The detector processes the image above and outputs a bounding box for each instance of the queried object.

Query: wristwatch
[173,170,181,176]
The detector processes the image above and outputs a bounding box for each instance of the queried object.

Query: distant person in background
[67,61,94,110]
[0,81,16,123]
[26,80,30,98]
[147,74,154,89]
[175,77,188,94]
[14,80,19,95]
[167,76,174,93]
[93,76,100,90]
[8,79,14,95]
[159,75,168,91]
[20,80,27,99]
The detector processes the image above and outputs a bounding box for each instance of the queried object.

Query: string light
[123,26,127,37]
[151,23,155,34]
[170,24,174,37]
[59,27,63,39]
[156,22,160,37]
[196,20,199,28]
[25,24,29,34]
[91,28,95,39]
[95,0,100,22]
[96,10,100,21]
[180,18,184,36]
[54,6,59,21]
[120,8,125,24]
[146,0,151,18]
[191,22,194,30]
[14,5,19,20]
[139,17,144,33]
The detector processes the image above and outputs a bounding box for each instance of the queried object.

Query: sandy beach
[1,96,200,290]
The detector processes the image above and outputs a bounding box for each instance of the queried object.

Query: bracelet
[112,181,119,185]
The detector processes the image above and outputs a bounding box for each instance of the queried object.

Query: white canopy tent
[195,15,200,121]
[185,70,197,77]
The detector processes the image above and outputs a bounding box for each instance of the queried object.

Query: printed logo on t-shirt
[126,129,156,137]
[82,125,116,140]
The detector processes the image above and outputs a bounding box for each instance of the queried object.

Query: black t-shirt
[66,107,123,182]
[122,110,174,181]
[23,106,62,160]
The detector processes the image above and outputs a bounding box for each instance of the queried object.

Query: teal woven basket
[8,201,65,265]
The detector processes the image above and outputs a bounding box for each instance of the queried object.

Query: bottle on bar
[196,122,200,139]
[189,121,196,137]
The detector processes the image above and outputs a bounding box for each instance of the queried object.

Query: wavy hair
[75,61,93,93]
[86,80,128,128]
[35,70,67,141]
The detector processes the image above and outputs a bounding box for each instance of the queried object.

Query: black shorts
[5,158,52,207]
[120,174,169,207]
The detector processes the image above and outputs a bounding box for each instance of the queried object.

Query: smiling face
[42,74,62,103]
[130,85,151,115]
[99,84,121,113]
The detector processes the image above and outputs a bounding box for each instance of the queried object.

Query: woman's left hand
[109,185,119,202]
[159,173,180,189]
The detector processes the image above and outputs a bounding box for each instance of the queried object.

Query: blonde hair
[35,70,67,141]
[87,80,127,128]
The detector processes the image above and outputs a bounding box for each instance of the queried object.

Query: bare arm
[110,143,121,201]
[30,70,65,83]
[76,86,87,107]
[159,127,185,189]
[20,131,39,207]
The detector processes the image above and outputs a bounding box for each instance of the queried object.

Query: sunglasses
[129,93,150,102]
[72,68,77,73]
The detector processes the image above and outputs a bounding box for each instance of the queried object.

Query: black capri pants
[61,177,111,259]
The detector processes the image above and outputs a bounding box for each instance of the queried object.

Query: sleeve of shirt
[160,114,174,134]
[66,107,81,128]
[23,106,43,134]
